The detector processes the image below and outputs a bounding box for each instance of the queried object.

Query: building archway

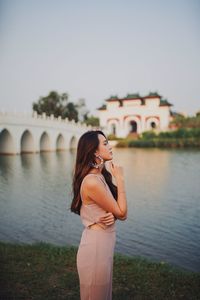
[111,124,116,135]
[146,117,160,131]
[151,122,156,129]
[124,116,141,135]
[40,132,51,152]
[21,130,34,153]
[107,119,119,136]
[129,120,137,133]
[56,134,65,151]
[0,129,15,155]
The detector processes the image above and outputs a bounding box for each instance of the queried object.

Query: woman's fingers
[107,161,124,178]
[99,213,115,225]
[100,212,113,220]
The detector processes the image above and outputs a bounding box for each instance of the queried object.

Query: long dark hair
[71,130,117,215]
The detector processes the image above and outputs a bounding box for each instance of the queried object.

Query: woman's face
[96,134,113,161]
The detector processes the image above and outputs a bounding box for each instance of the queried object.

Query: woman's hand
[99,212,115,226]
[108,161,124,180]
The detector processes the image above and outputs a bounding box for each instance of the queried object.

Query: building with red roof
[97,92,172,137]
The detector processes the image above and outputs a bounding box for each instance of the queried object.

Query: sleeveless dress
[77,174,116,300]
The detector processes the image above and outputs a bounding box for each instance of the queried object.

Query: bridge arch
[0,112,92,155]
[21,130,34,153]
[40,132,51,152]
[56,134,65,151]
[0,128,15,154]
[70,136,77,149]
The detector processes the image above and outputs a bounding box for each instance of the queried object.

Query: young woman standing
[71,130,127,300]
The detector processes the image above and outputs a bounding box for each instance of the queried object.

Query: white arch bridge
[0,111,92,155]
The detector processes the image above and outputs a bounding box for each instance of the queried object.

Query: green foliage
[84,115,100,126]
[170,115,200,128]
[117,128,200,148]
[107,134,117,140]
[132,128,200,148]
[129,138,200,148]
[116,139,130,147]
[142,131,157,139]
[129,139,156,147]
[107,134,124,141]
[159,128,200,139]
[65,102,79,122]
[32,91,78,122]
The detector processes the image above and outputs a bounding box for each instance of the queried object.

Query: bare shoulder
[83,174,103,188]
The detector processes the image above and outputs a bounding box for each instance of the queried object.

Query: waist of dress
[84,223,116,233]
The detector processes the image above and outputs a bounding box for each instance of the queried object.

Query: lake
[0,148,199,272]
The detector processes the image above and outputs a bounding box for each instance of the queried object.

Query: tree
[76,98,89,122]
[84,115,100,127]
[170,114,200,128]
[32,91,79,122]
[65,102,78,122]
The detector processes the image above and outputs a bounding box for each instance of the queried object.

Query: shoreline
[108,128,200,148]
[109,138,200,148]
[1,242,199,300]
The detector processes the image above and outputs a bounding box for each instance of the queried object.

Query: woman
[71,130,127,300]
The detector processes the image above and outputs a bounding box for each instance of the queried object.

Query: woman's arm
[84,163,127,219]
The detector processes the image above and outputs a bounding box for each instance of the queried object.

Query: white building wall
[98,99,171,138]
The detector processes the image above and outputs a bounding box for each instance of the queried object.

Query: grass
[0,242,200,300]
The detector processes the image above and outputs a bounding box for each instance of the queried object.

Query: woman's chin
[108,154,113,160]
[104,153,113,162]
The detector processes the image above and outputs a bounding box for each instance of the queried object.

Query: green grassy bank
[1,242,199,300]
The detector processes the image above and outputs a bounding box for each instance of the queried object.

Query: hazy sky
[0,0,199,116]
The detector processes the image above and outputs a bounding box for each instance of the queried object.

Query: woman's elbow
[116,212,127,221]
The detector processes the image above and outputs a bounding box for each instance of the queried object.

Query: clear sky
[0,0,199,116]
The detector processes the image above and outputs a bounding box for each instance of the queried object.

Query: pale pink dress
[77,174,116,300]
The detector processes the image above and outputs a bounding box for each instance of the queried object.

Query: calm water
[0,148,200,272]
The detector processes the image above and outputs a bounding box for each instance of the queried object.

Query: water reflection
[20,153,35,169]
[0,155,15,183]
[0,148,200,272]
[115,148,170,201]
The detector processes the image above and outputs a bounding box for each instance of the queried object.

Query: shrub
[107,134,117,140]
[116,139,129,147]
[107,134,123,141]
[158,128,200,139]
[142,131,157,139]
[129,140,156,147]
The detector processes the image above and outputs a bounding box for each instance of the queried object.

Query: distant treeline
[116,128,200,148]
[170,114,200,129]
